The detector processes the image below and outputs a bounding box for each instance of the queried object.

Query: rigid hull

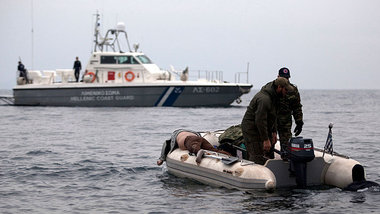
[13,83,252,107]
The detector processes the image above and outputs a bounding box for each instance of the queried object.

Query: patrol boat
[11,13,252,107]
[165,127,367,191]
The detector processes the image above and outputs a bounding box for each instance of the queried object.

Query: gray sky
[1,0,380,89]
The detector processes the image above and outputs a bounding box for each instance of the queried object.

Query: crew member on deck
[18,61,28,83]
[73,56,82,82]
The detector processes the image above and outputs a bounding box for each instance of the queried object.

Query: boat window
[101,56,117,64]
[118,56,130,64]
[136,55,153,64]
[129,57,140,64]
[100,56,141,64]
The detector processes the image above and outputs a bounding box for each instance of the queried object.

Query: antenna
[246,62,249,84]
[31,0,34,70]
[94,11,100,52]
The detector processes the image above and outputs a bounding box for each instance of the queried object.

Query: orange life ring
[125,71,135,82]
[85,72,96,83]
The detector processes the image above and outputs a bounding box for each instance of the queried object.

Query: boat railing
[235,72,249,84]
[189,70,224,83]
[19,67,249,85]
[189,69,249,83]
[235,62,250,84]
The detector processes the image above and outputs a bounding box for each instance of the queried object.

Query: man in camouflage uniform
[241,77,293,165]
[277,67,303,160]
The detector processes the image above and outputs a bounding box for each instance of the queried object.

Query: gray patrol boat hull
[13,84,252,107]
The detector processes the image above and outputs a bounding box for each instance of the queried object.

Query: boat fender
[125,71,135,82]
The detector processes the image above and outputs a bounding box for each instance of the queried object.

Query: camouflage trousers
[241,119,274,165]
[277,115,292,152]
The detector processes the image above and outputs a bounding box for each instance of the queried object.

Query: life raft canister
[125,71,135,82]
[85,71,96,83]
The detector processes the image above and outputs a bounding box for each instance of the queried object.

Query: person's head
[274,77,293,97]
[18,61,22,64]
[278,67,291,79]
[76,56,79,60]
[184,136,207,154]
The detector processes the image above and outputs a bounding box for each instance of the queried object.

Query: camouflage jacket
[278,83,303,125]
[219,124,244,146]
[242,80,279,142]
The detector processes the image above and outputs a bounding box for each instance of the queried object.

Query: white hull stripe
[156,87,175,107]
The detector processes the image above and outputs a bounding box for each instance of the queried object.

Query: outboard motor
[288,136,315,188]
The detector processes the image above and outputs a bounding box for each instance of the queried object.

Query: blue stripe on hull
[162,86,184,106]
[155,86,184,106]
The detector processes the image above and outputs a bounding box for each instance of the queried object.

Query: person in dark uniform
[241,77,293,165]
[276,67,303,160]
[18,61,29,83]
[73,57,82,82]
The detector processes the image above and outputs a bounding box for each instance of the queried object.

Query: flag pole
[323,123,334,158]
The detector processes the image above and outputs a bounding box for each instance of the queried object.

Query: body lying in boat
[157,129,230,166]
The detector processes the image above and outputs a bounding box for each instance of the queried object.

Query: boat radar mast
[93,12,132,53]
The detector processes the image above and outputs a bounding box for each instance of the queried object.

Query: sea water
[0,89,379,213]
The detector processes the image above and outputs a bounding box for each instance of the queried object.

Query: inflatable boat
[165,130,364,191]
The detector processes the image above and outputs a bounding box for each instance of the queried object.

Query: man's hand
[157,160,164,166]
[294,121,304,136]
[263,139,271,152]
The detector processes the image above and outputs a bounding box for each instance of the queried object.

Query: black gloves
[294,121,303,136]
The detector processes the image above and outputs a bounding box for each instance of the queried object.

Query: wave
[26,150,56,156]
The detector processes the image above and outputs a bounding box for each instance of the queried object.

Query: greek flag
[323,123,334,156]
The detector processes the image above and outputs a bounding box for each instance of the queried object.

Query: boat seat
[27,70,42,84]
[56,69,75,83]
[43,70,56,77]
[42,70,56,84]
